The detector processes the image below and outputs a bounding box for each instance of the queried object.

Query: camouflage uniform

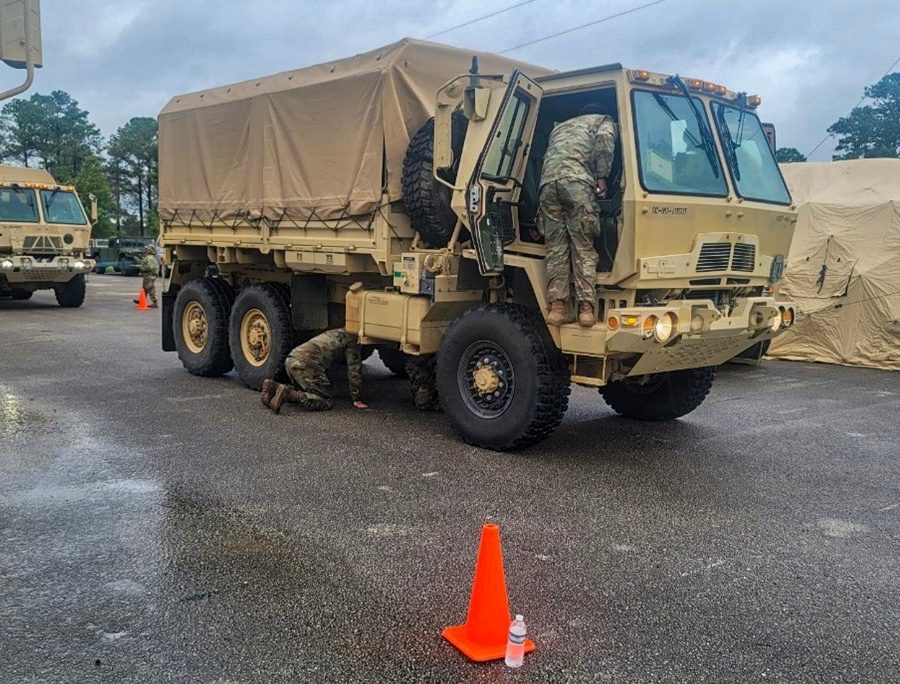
[138,245,159,306]
[405,355,440,411]
[538,114,616,304]
[283,329,362,411]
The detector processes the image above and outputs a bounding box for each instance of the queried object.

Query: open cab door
[450,70,543,275]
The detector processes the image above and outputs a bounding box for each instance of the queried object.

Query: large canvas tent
[158,38,552,224]
[768,159,900,370]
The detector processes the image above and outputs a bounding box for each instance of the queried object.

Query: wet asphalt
[0,275,898,684]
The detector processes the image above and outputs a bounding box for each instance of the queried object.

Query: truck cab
[0,165,95,306]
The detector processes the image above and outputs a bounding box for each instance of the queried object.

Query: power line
[425,0,539,39]
[499,0,670,54]
[804,54,900,159]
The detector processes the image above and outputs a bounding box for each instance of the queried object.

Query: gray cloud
[2,0,896,160]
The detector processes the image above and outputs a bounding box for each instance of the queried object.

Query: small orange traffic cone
[442,523,535,662]
[135,288,149,310]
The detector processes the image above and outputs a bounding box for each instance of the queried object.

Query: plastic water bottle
[505,614,527,668]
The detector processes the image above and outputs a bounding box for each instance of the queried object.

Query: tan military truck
[0,165,96,306]
[158,39,797,450]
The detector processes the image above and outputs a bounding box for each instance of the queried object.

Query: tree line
[776,72,899,163]
[0,73,897,231]
[0,90,157,238]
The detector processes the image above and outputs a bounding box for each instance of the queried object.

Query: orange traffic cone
[135,288,149,310]
[442,523,536,662]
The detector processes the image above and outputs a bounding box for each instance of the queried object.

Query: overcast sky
[3,0,897,160]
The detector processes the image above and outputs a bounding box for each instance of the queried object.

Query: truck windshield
[0,187,39,222]
[711,102,791,205]
[41,190,88,225]
[632,90,727,197]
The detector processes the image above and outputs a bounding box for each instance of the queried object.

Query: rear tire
[55,275,85,308]
[401,113,468,247]
[174,278,234,377]
[228,284,294,390]
[600,367,715,421]
[436,303,570,451]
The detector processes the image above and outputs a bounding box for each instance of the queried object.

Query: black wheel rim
[457,340,515,419]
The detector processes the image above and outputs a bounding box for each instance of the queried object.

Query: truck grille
[696,243,731,272]
[696,242,757,273]
[23,236,64,254]
[731,243,756,272]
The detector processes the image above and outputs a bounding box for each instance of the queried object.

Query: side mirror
[0,0,42,103]
[88,192,98,224]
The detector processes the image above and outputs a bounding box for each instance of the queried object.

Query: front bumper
[0,255,95,284]
[605,296,796,376]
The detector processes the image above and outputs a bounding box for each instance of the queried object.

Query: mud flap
[162,288,177,351]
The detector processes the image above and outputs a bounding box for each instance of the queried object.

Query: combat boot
[578,301,596,328]
[546,300,574,326]
[149,301,159,309]
[269,383,291,414]
[260,379,276,407]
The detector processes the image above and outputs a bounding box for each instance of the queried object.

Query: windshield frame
[39,189,89,225]
[710,101,792,206]
[630,88,728,199]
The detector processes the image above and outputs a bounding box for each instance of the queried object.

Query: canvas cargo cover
[158,38,552,224]
[768,159,900,370]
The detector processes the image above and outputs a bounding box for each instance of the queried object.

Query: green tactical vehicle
[158,39,797,450]
[92,236,154,275]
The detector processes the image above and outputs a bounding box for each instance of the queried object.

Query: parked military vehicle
[92,235,154,275]
[0,165,96,306]
[158,39,797,450]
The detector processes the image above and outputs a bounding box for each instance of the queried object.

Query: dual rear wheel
[173,278,292,388]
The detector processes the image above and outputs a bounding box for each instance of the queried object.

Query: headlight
[0,259,12,270]
[770,307,783,332]
[781,306,794,327]
[73,260,85,270]
[654,313,677,343]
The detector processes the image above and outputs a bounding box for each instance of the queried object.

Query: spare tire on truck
[401,112,468,248]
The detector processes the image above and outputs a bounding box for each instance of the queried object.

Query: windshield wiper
[667,75,720,178]
[714,105,742,181]
[652,93,703,149]
[46,189,59,208]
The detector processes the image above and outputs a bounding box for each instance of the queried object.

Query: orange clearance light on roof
[687,78,704,90]
[634,69,651,81]
[747,94,762,107]
[703,81,717,92]
[716,84,728,95]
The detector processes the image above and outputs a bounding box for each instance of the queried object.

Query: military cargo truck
[159,39,797,450]
[0,165,96,306]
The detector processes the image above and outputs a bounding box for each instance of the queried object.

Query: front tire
[173,278,234,377]
[55,275,85,308]
[600,367,715,421]
[228,284,294,390]
[436,304,571,451]
[10,288,33,300]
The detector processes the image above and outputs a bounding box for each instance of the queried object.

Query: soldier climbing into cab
[538,104,617,328]
[261,328,368,414]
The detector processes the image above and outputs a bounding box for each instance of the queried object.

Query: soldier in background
[135,244,159,308]
[537,104,617,327]
[261,328,368,414]
[406,355,440,411]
